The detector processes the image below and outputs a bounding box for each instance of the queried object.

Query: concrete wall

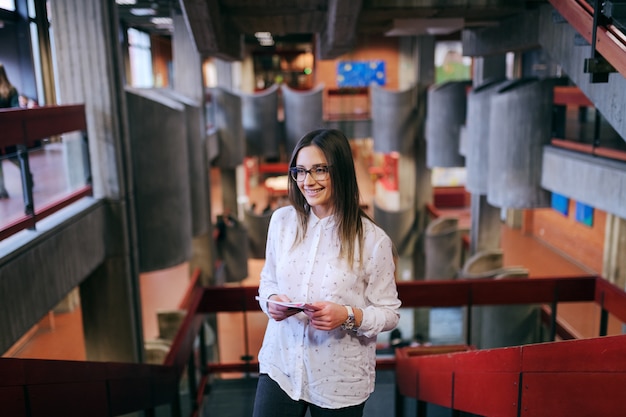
[0,199,106,353]
[541,146,626,220]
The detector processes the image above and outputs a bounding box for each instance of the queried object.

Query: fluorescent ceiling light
[130,8,156,16]
[151,17,173,25]
[116,0,137,5]
[385,18,464,36]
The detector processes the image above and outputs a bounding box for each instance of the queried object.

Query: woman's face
[294,145,333,218]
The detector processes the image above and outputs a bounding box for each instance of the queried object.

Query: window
[128,28,154,87]
[0,0,15,11]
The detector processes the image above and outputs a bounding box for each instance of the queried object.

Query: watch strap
[341,305,356,331]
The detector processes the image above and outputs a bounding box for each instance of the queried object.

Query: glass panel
[0,135,90,230]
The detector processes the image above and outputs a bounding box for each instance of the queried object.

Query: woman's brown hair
[288,129,371,266]
[0,63,16,99]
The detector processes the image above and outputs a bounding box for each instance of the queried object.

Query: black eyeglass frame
[289,165,332,182]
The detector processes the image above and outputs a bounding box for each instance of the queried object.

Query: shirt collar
[308,211,335,230]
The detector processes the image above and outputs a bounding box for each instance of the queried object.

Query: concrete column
[220,169,238,221]
[467,56,506,256]
[604,214,626,289]
[480,269,542,349]
[470,194,501,255]
[49,0,143,362]
[409,36,435,344]
[126,89,192,272]
[172,13,216,285]
[424,217,461,279]
[80,258,142,362]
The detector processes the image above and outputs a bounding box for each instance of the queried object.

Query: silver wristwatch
[341,305,356,331]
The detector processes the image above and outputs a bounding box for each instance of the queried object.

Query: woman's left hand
[303,301,349,331]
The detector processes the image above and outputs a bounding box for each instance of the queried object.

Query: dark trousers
[252,374,366,417]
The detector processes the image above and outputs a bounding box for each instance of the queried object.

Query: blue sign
[337,60,386,87]
[575,201,594,227]
[551,192,569,216]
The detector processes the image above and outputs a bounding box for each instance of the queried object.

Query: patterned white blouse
[258,205,401,409]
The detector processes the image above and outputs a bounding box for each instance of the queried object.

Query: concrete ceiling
[118,0,547,60]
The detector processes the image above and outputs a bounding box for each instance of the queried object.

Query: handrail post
[395,383,404,417]
[199,319,208,375]
[599,291,609,336]
[465,287,473,346]
[187,350,198,412]
[171,386,182,417]
[82,131,92,185]
[241,293,254,377]
[16,144,35,219]
[550,286,559,342]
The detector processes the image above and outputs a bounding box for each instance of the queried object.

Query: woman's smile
[295,145,333,218]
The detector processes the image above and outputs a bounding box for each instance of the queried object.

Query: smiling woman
[254,129,401,417]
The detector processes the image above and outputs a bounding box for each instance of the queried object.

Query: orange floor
[1,140,619,361]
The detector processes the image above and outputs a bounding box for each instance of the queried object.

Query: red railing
[0,104,93,241]
[396,333,626,417]
[3,272,626,416]
[551,85,626,162]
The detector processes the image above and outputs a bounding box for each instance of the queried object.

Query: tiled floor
[1,139,619,363]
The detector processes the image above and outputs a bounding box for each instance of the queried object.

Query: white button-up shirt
[258,206,401,409]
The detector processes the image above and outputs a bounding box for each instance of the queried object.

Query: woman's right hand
[268,294,301,321]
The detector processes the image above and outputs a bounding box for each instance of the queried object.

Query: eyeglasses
[289,165,331,182]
